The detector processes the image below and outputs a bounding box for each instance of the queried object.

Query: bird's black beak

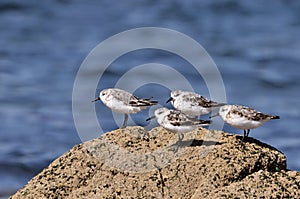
[92,97,100,102]
[209,113,219,118]
[146,115,155,121]
[166,97,173,103]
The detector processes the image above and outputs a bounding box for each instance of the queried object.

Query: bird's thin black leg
[246,129,250,137]
[242,129,247,142]
[122,114,128,128]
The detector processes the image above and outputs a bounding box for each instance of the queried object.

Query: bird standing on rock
[211,104,280,141]
[147,107,211,142]
[167,90,225,117]
[93,88,158,128]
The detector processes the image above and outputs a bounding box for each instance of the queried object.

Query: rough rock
[10,126,300,198]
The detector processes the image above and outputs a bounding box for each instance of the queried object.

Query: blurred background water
[1,0,300,197]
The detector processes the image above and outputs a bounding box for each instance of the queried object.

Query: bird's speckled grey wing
[183,93,223,108]
[111,89,133,104]
[231,105,272,121]
[167,110,210,126]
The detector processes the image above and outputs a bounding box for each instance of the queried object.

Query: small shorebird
[92,88,158,128]
[166,90,225,116]
[212,105,280,141]
[146,107,211,142]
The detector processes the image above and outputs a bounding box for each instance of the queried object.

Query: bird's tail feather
[209,102,226,108]
[197,120,211,126]
[271,115,280,119]
[130,98,158,107]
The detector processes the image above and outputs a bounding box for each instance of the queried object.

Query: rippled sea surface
[1,0,300,197]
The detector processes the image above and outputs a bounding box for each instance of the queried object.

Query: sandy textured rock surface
[10,126,300,198]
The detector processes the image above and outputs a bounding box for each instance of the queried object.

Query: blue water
[1,0,300,197]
